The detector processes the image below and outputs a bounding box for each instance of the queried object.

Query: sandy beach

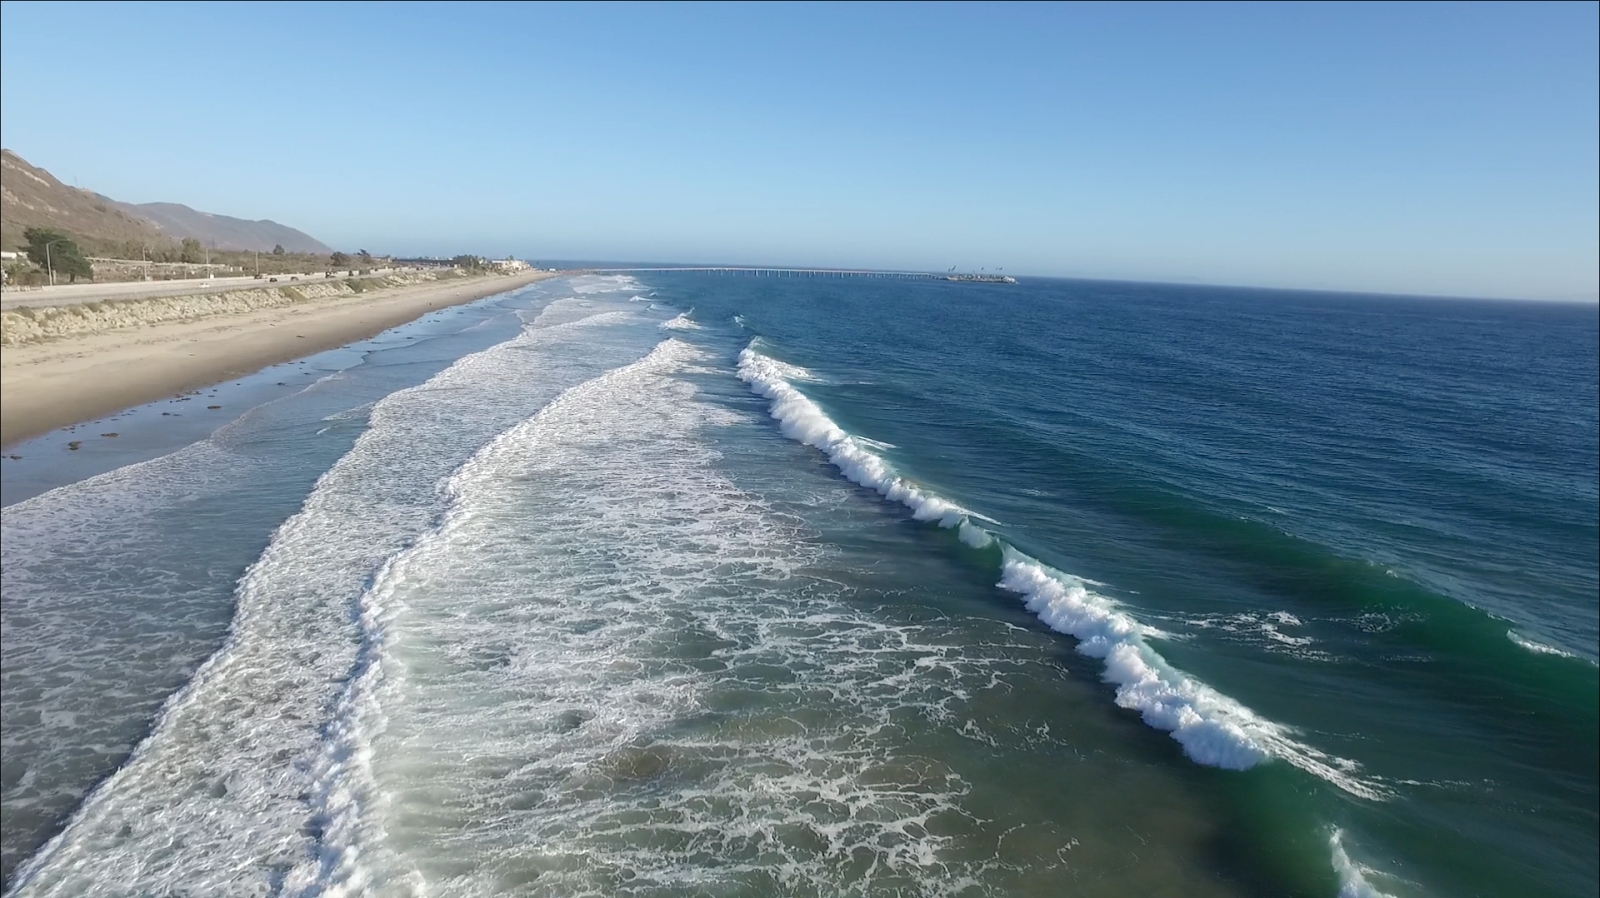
[0,269,559,447]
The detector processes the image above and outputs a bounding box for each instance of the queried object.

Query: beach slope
[1,269,558,446]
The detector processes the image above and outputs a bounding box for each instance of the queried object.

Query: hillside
[0,149,330,255]
[106,200,331,255]
[0,150,168,253]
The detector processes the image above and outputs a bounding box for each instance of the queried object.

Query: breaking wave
[659,311,701,330]
[6,299,661,897]
[737,341,1386,800]
[1330,829,1400,898]
[1507,630,1588,662]
[290,338,1006,895]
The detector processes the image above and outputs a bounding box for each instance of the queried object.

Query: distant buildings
[387,256,538,273]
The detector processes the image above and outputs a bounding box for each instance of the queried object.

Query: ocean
[1,273,1595,897]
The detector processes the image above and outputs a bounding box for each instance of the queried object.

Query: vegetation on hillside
[1,148,329,257]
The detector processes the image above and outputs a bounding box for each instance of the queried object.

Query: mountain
[105,200,332,255]
[1,149,331,255]
[1,150,168,253]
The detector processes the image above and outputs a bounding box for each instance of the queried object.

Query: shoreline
[0,269,560,447]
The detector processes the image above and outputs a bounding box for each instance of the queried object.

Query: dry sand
[1,269,559,447]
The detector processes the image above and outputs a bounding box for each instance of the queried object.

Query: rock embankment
[1,271,464,346]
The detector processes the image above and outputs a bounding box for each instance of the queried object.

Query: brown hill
[1,150,168,254]
[106,200,332,255]
[0,149,331,255]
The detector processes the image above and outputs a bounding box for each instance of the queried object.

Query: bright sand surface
[0,269,558,447]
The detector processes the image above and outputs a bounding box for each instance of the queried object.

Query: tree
[271,244,286,256]
[23,227,94,284]
[329,251,351,268]
[357,249,372,263]
[179,238,203,264]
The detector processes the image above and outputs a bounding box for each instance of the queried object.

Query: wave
[6,301,660,896]
[1507,629,1589,662]
[736,345,994,535]
[289,337,1008,893]
[0,363,393,881]
[659,311,700,330]
[290,338,712,895]
[736,341,1385,799]
[569,274,643,294]
[853,435,899,451]
[1330,829,1400,898]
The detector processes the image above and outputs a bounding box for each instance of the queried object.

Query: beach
[0,268,558,446]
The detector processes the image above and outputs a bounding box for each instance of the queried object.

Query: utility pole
[44,238,67,287]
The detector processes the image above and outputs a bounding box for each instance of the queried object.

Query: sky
[1,1,1595,299]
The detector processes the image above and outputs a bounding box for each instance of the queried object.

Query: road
[0,268,404,311]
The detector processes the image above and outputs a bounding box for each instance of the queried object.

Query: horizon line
[502,258,1600,305]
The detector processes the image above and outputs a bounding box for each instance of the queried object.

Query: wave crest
[737,341,1386,799]
[1507,629,1588,662]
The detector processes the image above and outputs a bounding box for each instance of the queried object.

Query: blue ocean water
[1,274,1594,897]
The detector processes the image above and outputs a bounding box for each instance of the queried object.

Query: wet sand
[1,270,558,447]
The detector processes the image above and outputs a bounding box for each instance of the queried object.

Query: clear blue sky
[1,1,1595,299]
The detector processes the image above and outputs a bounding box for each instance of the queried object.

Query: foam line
[736,346,990,529]
[288,338,702,895]
[1507,630,1588,662]
[289,336,1008,893]
[6,298,658,897]
[660,311,701,330]
[737,342,1386,800]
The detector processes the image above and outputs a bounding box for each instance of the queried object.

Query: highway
[0,268,398,311]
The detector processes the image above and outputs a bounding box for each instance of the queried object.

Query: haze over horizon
[1,0,1595,300]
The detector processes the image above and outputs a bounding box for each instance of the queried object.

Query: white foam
[659,311,701,330]
[737,342,1386,800]
[1507,630,1587,661]
[288,338,999,895]
[1330,829,1400,898]
[289,339,714,895]
[570,274,644,294]
[958,520,995,548]
[7,300,659,897]
[0,365,392,879]
[737,346,986,529]
[1180,612,1319,651]
[997,552,1380,794]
